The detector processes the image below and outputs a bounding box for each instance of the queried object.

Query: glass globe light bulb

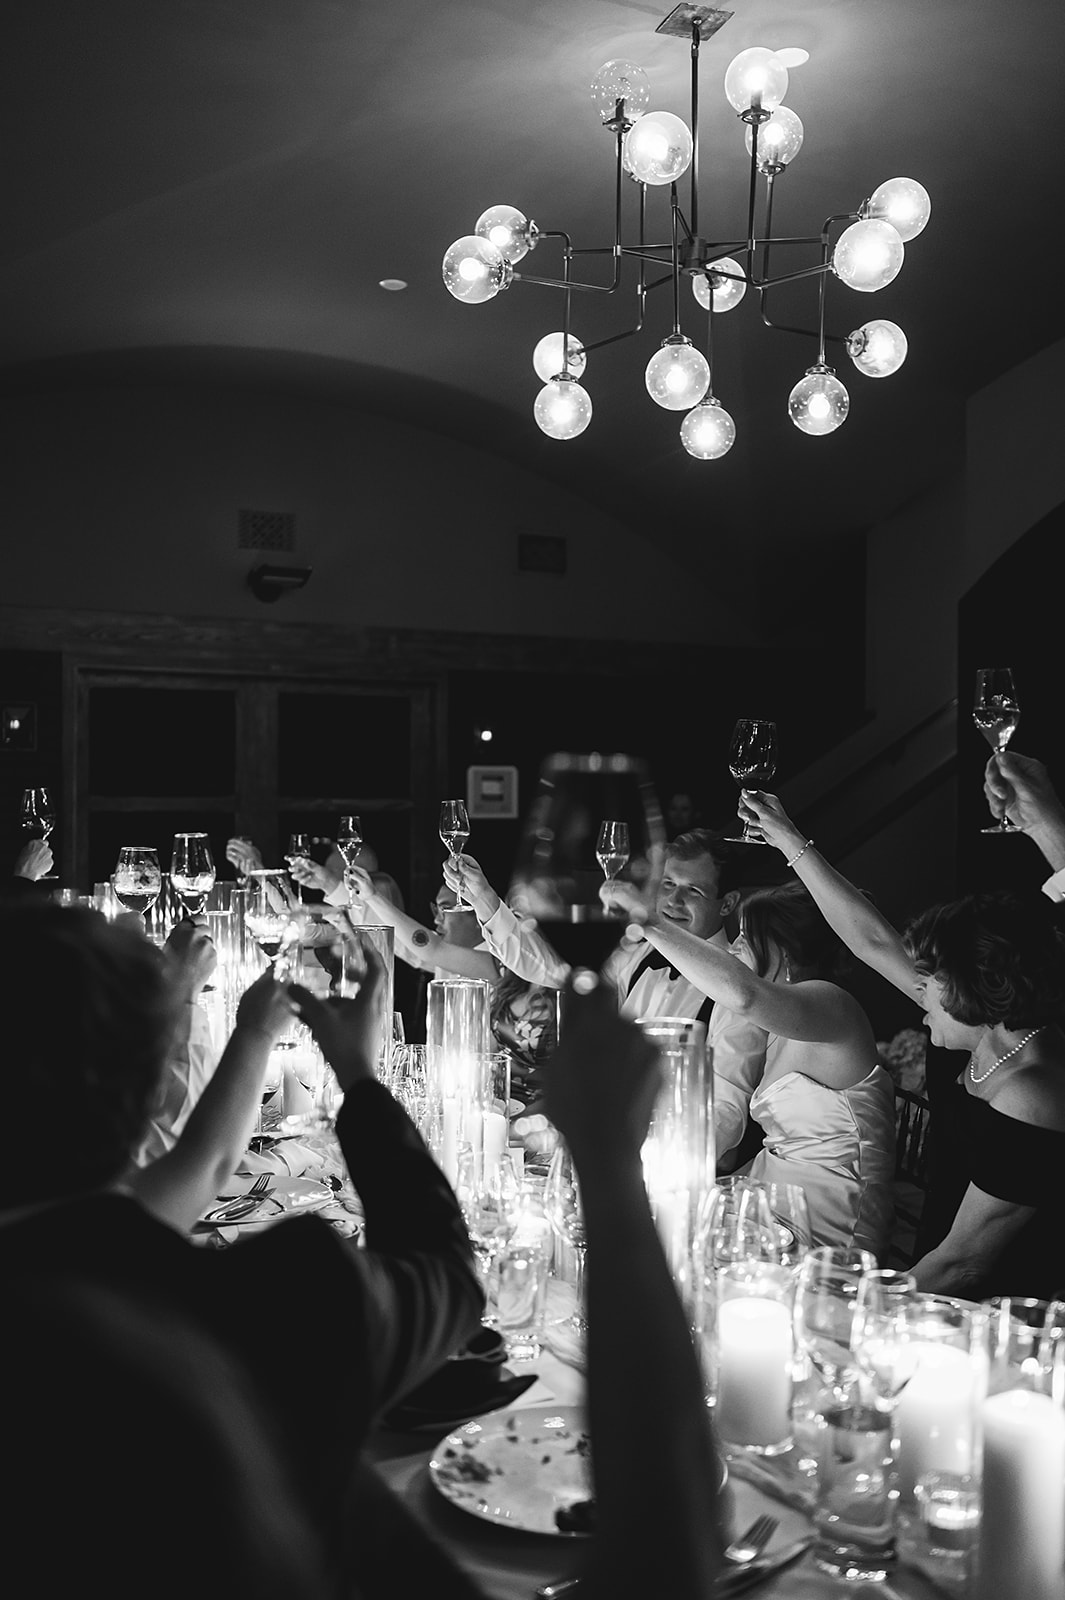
[645,340,710,411]
[788,366,849,436]
[475,205,536,265]
[832,218,904,293]
[846,319,908,378]
[680,397,736,460]
[532,332,587,383]
[534,376,593,440]
[723,48,789,113]
[691,256,747,313]
[744,105,804,169]
[590,59,651,126]
[865,176,931,243]
[622,111,693,186]
[441,236,512,304]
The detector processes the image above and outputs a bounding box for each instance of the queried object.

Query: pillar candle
[895,1342,978,1499]
[715,1296,793,1449]
[441,1096,459,1185]
[975,1389,1065,1600]
[482,1108,507,1180]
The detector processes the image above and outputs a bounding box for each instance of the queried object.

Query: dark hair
[666,828,746,895]
[905,890,1065,1030]
[739,881,849,980]
[0,905,180,1207]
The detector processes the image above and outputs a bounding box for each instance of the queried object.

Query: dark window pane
[277,694,411,799]
[89,688,235,797]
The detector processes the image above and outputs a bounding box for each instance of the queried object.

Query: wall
[1,378,761,646]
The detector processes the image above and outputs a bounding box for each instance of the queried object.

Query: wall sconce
[1,704,37,751]
[246,563,312,603]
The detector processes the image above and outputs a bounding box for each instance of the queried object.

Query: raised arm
[343,863,499,981]
[128,971,295,1232]
[737,791,923,1003]
[446,853,571,988]
[542,987,724,1599]
[985,751,1065,876]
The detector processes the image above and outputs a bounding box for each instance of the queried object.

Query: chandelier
[441,4,930,458]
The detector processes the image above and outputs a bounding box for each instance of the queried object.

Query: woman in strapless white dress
[602,876,897,1261]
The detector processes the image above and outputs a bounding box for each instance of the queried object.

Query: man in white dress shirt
[446,830,768,1173]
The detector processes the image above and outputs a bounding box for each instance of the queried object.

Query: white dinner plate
[429,1404,593,1536]
[199,1176,333,1228]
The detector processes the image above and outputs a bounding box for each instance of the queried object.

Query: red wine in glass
[725,719,778,844]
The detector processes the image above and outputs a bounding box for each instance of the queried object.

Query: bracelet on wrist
[786,838,814,869]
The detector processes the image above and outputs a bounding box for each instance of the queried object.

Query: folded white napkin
[236,1140,327,1180]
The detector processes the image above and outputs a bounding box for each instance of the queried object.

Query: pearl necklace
[968,1026,1043,1085]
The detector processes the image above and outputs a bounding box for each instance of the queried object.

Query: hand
[736,790,806,857]
[234,970,297,1041]
[13,839,53,881]
[344,863,376,903]
[984,751,1065,832]
[599,878,648,922]
[289,945,386,1090]
[289,856,343,895]
[541,983,662,1165]
[443,854,499,919]
[163,915,217,999]
[226,837,263,875]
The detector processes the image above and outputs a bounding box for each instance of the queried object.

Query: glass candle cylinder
[713,1260,795,1455]
[427,979,493,1184]
[894,1296,989,1504]
[638,1015,714,1317]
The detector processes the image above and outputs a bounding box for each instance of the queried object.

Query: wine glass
[596,819,630,881]
[725,719,778,844]
[509,753,666,978]
[973,667,1021,834]
[111,846,162,924]
[851,1269,919,1414]
[696,1178,782,1272]
[544,1141,588,1354]
[20,786,55,840]
[170,832,216,915]
[761,1181,813,1267]
[285,832,311,902]
[439,799,471,907]
[243,870,297,966]
[455,1146,521,1304]
[794,1246,877,1405]
[336,814,363,894]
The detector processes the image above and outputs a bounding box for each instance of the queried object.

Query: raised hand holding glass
[439,799,471,907]
[20,786,55,840]
[596,819,630,880]
[973,667,1021,834]
[726,720,778,844]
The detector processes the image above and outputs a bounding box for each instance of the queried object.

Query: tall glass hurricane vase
[638,1015,713,1324]
[426,977,492,1185]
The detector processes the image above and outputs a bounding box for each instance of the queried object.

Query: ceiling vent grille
[238,509,296,551]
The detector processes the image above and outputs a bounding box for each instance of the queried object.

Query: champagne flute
[111,846,163,924]
[439,799,471,908]
[596,819,630,881]
[725,719,778,844]
[455,1146,521,1305]
[20,786,55,841]
[973,667,1021,834]
[170,832,216,916]
[285,832,311,903]
[336,814,363,896]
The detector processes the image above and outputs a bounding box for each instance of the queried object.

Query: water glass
[812,1398,898,1581]
[494,1184,552,1361]
[915,1470,979,1560]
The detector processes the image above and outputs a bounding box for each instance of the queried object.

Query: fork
[724,1513,778,1564]
[205,1173,273,1224]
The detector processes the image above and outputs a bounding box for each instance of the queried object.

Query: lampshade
[533,375,593,439]
[475,204,536,265]
[441,236,512,304]
[744,105,804,170]
[692,257,747,313]
[723,48,789,113]
[623,111,693,186]
[680,397,736,459]
[847,319,908,378]
[865,177,931,243]
[788,366,849,435]
[645,340,710,411]
[590,59,651,126]
[832,218,904,292]
[532,331,586,382]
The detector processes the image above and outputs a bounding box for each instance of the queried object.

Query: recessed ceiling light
[774,47,809,68]
[379,278,407,291]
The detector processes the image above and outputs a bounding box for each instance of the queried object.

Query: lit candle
[482,1108,507,1179]
[715,1296,793,1450]
[975,1389,1065,1600]
[441,1096,459,1185]
[895,1343,978,1499]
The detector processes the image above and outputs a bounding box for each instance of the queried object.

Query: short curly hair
[904,890,1065,1030]
[0,904,180,1208]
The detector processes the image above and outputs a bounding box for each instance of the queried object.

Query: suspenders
[624,950,716,1027]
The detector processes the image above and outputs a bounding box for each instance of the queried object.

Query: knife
[535,1535,813,1599]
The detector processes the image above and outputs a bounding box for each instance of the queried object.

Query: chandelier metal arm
[514,229,623,295]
